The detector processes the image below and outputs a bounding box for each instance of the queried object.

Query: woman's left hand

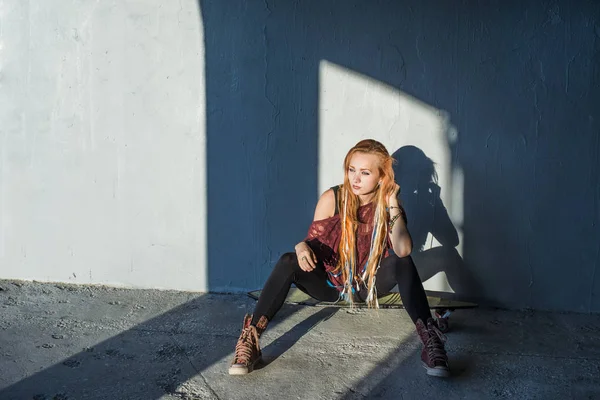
[386,183,401,206]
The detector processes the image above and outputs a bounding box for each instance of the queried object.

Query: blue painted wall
[201,0,600,312]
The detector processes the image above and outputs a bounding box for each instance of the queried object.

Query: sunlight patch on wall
[318,60,463,293]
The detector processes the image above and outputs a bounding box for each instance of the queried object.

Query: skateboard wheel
[437,317,449,333]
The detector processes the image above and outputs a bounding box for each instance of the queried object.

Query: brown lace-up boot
[415,318,450,377]
[229,314,269,375]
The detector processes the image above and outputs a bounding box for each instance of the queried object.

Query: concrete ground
[0,280,599,400]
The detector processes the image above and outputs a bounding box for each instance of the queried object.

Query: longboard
[248,288,477,332]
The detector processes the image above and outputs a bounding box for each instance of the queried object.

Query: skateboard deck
[247,288,477,310]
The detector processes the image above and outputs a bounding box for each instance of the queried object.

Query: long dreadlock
[334,139,396,308]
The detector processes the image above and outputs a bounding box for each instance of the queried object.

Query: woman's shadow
[392,145,479,301]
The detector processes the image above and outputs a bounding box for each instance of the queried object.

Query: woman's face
[347,152,382,196]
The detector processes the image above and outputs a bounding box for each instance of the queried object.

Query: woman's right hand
[295,242,318,272]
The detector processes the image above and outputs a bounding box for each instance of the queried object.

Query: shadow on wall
[200,1,320,293]
[201,0,600,312]
[392,145,480,300]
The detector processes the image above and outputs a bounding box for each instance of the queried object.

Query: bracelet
[389,213,402,230]
[388,206,403,212]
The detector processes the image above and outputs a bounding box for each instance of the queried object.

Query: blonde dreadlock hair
[334,139,396,308]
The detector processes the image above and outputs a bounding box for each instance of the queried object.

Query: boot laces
[426,322,448,364]
[233,325,260,365]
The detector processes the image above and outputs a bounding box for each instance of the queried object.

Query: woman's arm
[295,188,336,271]
[387,184,413,257]
[312,188,336,220]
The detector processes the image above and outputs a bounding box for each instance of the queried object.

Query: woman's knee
[274,252,300,273]
[279,252,297,264]
[382,253,414,268]
[383,254,421,281]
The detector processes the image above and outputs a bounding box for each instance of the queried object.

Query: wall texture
[1,1,599,312]
[202,0,600,312]
[0,1,207,291]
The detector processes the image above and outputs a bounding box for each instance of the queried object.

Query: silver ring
[302,256,307,261]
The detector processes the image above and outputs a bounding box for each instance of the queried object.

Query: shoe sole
[228,356,262,376]
[422,362,450,378]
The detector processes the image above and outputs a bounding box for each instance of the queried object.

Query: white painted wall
[0,0,207,291]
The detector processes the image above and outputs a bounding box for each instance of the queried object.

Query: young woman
[229,139,450,377]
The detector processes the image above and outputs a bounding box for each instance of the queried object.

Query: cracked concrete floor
[0,280,599,400]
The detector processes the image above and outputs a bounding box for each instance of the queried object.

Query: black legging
[252,252,432,325]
